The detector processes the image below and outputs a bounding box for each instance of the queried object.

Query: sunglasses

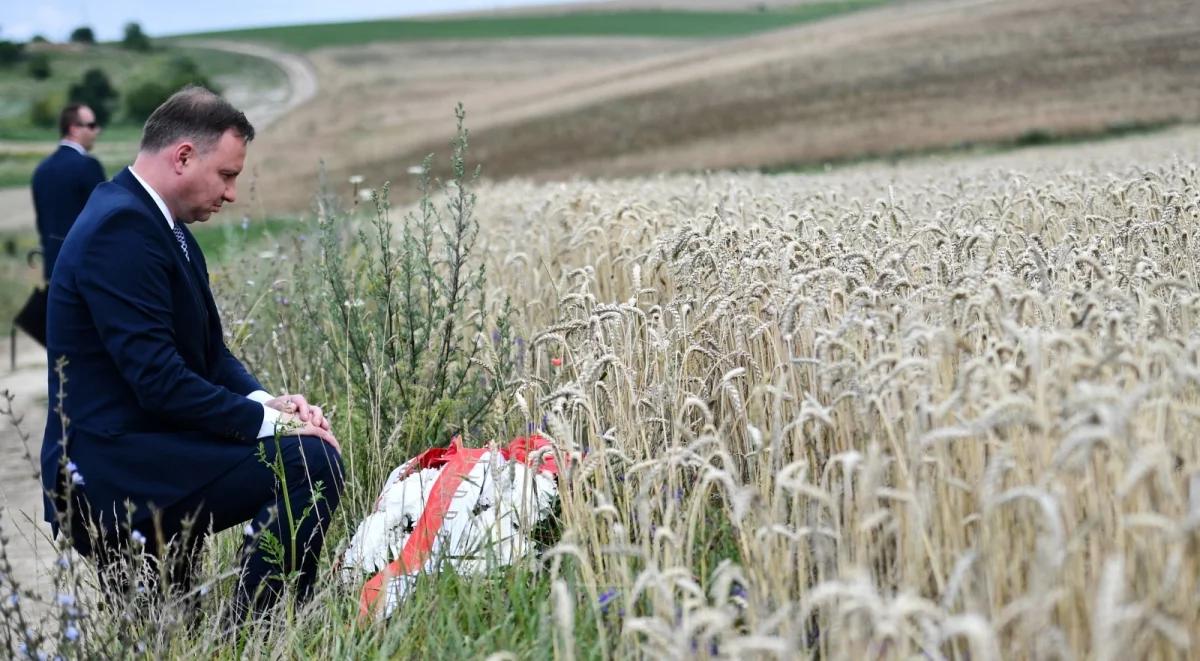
[74,122,99,130]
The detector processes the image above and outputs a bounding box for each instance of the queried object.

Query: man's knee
[282,436,345,503]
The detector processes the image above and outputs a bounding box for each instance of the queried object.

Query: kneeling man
[40,86,343,619]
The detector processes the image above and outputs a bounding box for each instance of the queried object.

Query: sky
[0,1,596,42]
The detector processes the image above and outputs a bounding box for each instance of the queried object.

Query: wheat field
[449,139,1200,657]
[5,126,1200,657]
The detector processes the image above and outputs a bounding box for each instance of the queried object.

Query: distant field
[0,44,286,190]
[243,0,1200,214]
[0,44,285,140]
[183,3,888,50]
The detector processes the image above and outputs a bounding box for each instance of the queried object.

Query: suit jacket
[41,167,267,530]
[31,145,106,281]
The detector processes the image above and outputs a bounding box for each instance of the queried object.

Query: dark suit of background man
[31,103,106,282]
[41,86,344,621]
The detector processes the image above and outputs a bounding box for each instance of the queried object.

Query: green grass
[0,230,42,327]
[0,143,136,188]
[190,216,300,260]
[0,151,45,188]
[0,43,285,187]
[0,216,295,329]
[181,2,889,51]
[0,124,144,142]
[175,45,287,94]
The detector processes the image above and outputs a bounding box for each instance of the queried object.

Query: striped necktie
[172,224,190,262]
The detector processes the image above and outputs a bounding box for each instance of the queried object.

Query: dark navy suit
[41,168,342,615]
[31,143,106,281]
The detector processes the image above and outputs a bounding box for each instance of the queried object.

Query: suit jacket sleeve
[210,344,265,396]
[75,210,264,441]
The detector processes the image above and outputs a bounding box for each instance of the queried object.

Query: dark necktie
[172,223,190,262]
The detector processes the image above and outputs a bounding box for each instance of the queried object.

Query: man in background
[31,103,106,282]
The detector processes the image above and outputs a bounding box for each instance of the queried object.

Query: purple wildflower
[598,588,619,614]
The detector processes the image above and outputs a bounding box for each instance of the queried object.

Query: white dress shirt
[127,167,281,438]
[59,139,88,156]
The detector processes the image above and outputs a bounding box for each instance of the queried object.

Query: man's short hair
[58,104,87,138]
[140,86,255,154]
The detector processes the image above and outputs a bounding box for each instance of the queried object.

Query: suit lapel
[177,223,217,321]
[178,225,227,364]
[112,168,212,335]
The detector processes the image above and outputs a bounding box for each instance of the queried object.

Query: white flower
[71,472,84,486]
[406,165,425,175]
[244,524,255,537]
[348,175,364,185]
[130,530,146,546]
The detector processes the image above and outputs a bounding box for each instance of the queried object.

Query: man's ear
[172,142,196,174]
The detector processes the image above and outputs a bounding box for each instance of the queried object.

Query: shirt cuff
[257,405,282,439]
[246,389,274,404]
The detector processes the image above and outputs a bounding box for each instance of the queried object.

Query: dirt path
[0,332,55,610]
[177,40,319,131]
[0,187,33,233]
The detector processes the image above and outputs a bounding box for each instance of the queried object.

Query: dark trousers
[66,435,344,620]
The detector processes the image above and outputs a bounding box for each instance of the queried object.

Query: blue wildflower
[598,588,619,614]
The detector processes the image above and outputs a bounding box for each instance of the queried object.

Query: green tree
[69,27,95,45]
[30,94,63,128]
[124,82,171,122]
[27,52,51,79]
[125,56,220,122]
[68,68,118,126]
[0,40,24,66]
[121,22,152,52]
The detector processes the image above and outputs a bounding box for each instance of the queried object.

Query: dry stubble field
[249,0,1200,215]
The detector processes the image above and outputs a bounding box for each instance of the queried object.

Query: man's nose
[224,185,237,204]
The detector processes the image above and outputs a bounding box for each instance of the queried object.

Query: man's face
[177,129,246,224]
[71,106,100,151]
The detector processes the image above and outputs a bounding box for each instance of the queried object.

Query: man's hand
[265,393,331,432]
[276,411,341,455]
